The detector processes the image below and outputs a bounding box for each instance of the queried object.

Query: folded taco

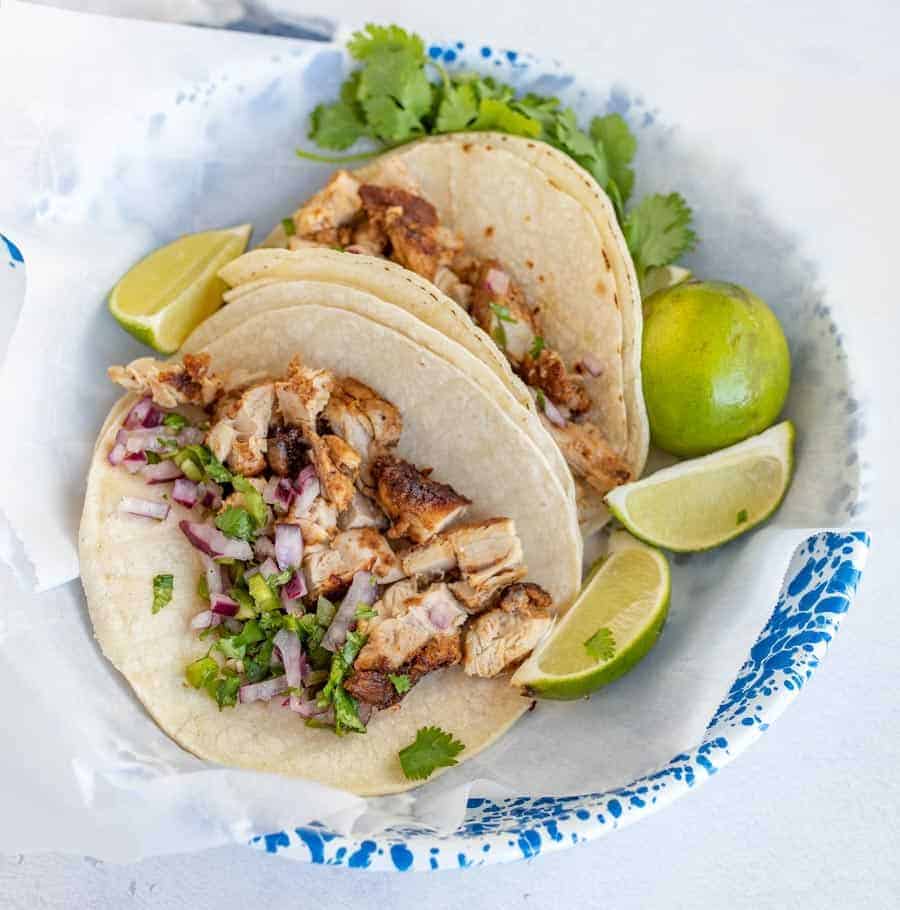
[250,132,649,532]
[80,301,581,795]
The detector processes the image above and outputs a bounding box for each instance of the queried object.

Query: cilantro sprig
[301,23,696,290]
[398,726,465,780]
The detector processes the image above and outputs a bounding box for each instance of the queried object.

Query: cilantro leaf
[281,217,296,236]
[341,629,368,667]
[389,673,411,694]
[529,335,545,359]
[347,23,426,62]
[584,627,616,662]
[215,507,256,542]
[333,686,367,735]
[590,114,637,206]
[152,574,174,614]
[162,412,187,431]
[399,726,465,781]
[489,302,516,323]
[435,81,478,133]
[355,604,378,621]
[231,476,268,529]
[472,98,541,137]
[736,509,749,525]
[308,100,368,150]
[266,568,293,588]
[316,595,336,627]
[624,193,697,290]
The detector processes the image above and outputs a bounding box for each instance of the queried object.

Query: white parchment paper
[0,3,868,860]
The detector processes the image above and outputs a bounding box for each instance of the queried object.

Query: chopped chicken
[401,535,457,580]
[307,433,358,513]
[348,217,388,256]
[291,170,362,242]
[338,489,389,531]
[543,419,632,495]
[274,356,334,429]
[303,528,404,596]
[520,348,590,415]
[344,632,462,709]
[465,260,539,362]
[290,495,338,546]
[433,266,472,309]
[206,382,274,477]
[354,582,466,672]
[372,456,470,543]
[463,583,553,678]
[358,184,462,281]
[266,424,308,477]
[447,518,527,612]
[323,378,402,481]
[108,353,223,409]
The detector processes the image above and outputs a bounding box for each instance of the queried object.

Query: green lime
[606,421,794,552]
[511,532,670,700]
[108,224,251,354]
[642,280,790,457]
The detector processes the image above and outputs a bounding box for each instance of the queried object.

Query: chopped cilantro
[247,573,280,613]
[231,476,268,528]
[145,451,161,465]
[197,575,209,600]
[584,627,616,662]
[152,574,174,614]
[341,629,368,667]
[624,193,697,293]
[534,388,546,411]
[333,687,367,735]
[529,335,545,359]
[185,656,218,689]
[389,673,411,694]
[398,726,465,781]
[209,673,241,710]
[489,302,516,323]
[174,443,231,485]
[493,323,508,349]
[316,595,336,627]
[281,217,297,236]
[355,604,377,621]
[162,412,187,431]
[230,586,255,618]
[266,568,293,588]
[215,506,256,542]
[736,509,749,525]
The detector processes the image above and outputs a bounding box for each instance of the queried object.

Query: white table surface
[4,0,900,907]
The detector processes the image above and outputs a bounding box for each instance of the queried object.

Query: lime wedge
[605,421,794,552]
[512,532,670,700]
[642,264,692,297]
[108,224,252,353]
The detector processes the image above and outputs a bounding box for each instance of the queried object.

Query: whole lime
[641,280,790,456]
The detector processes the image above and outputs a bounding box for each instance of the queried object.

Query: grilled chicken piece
[401,535,456,580]
[520,348,590,415]
[266,424,308,477]
[324,377,402,482]
[372,456,470,543]
[292,495,338,546]
[345,632,463,709]
[338,489,389,531]
[446,518,527,612]
[274,356,334,429]
[358,184,462,281]
[355,582,466,671]
[303,528,404,596]
[463,583,553,678]
[347,217,389,256]
[291,170,362,242]
[466,261,539,363]
[543,418,632,495]
[433,266,472,309]
[109,353,223,409]
[206,382,275,477]
[308,433,358,513]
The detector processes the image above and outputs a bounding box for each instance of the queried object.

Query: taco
[251,132,649,532]
[79,301,581,795]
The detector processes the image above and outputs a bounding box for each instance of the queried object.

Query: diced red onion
[542,395,567,428]
[190,609,221,630]
[197,481,223,510]
[262,476,281,505]
[210,593,239,617]
[577,352,604,377]
[123,397,153,430]
[291,466,320,518]
[177,426,205,446]
[239,674,288,704]
[294,464,318,493]
[179,520,253,561]
[322,570,376,652]
[274,478,295,511]
[253,535,276,560]
[275,523,303,571]
[107,442,126,466]
[283,570,307,600]
[257,557,278,579]
[172,477,198,507]
[199,553,225,596]
[357,702,373,725]
[281,586,305,615]
[288,695,328,717]
[142,460,184,485]
[118,496,169,521]
[123,451,147,473]
[273,629,307,691]
[143,407,164,428]
[484,267,510,296]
